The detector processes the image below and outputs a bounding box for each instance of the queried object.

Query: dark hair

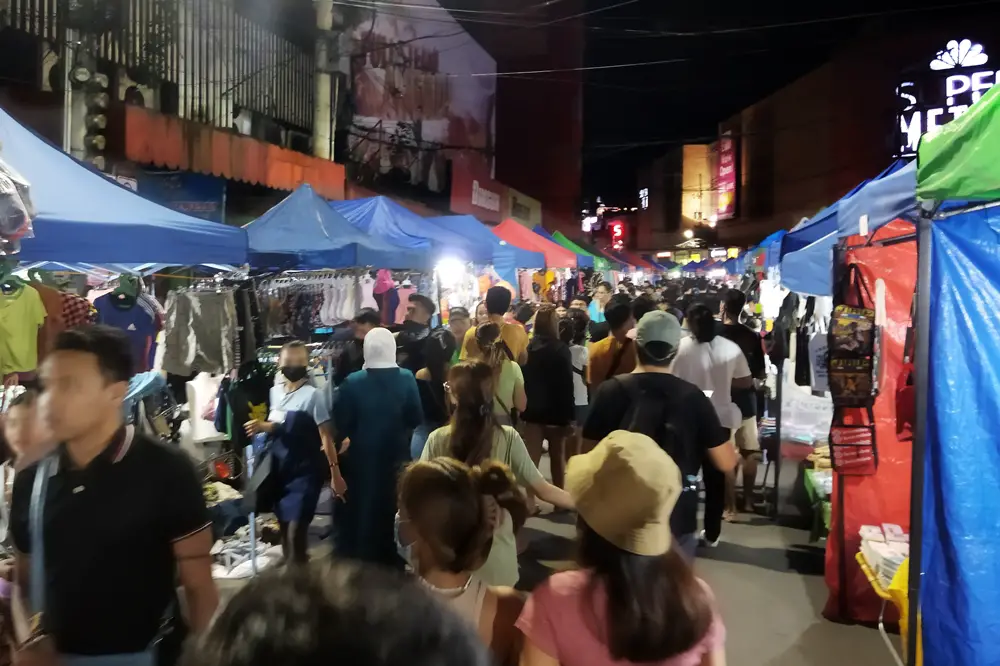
[632,296,656,324]
[409,294,437,316]
[604,297,634,332]
[52,325,133,383]
[686,303,717,343]
[354,308,382,327]
[578,521,713,662]
[446,362,499,466]
[485,286,512,316]
[514,302,536,326]
[563,308,589,346]
[596,281,613,293]
[8,389,38,410]
[533,303,559,339]
[183,561,490,666]
[570,294,590,306]
[448,307,470,322]
[280,340,309,359]
[399,458,527,573]
[722,289,747,320]
[474,323,507,375]
[424,329,457,387]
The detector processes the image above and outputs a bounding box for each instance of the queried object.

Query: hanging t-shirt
[0,286,47,374]
[396,287,416,324]
[93,293,161,373]
[359,276,378,310]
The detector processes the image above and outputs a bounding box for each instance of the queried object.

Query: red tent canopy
[492,219,576,268]
[615,249,655,270]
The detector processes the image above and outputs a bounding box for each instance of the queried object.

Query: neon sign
[897,39,993,157]
[639,187,649,210]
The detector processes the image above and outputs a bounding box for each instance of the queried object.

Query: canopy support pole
[906,209,932,666]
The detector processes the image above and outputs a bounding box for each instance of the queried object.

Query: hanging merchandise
[93,275,164,373]
[214,361,274,453]
[828,264,880,408]
[162,286,238,376]
[0,266,46,381]
[0,156,35,255]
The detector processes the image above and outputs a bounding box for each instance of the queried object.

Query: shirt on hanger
[94,293,161,373]
[395,286,416,324]
[0,286,47,375]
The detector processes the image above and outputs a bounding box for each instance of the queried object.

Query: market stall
[0,107,247,265]
[550,230,614,272]
[908,83,1000,666]
[531,225,593,268]
[492,219,576,269]
[425,215,544,289]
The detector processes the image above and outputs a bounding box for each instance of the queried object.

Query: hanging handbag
[795,297,816,386]
[242,433,278,515]
[828,264,879,408]
[829,407,878,476]
[896,285,918,441]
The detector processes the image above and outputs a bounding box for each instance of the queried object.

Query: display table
[855,552,922,666]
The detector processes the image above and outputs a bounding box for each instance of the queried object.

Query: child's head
[4,390,38,458]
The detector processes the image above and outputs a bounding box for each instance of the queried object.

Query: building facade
[635,9,1000,249]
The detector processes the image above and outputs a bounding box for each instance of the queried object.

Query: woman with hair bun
[420,362,572,587]
[397,458,527,665]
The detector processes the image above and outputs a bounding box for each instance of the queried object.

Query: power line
[536,0,642,27]
[587,0,1000,38]
[331,0,540,17]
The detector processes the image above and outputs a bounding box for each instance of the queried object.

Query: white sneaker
[699,530,720,548]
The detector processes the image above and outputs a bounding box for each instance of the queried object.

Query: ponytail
[686,303,718,343]
[447,362,498,465]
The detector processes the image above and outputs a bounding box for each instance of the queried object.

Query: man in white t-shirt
[671,303,753,547]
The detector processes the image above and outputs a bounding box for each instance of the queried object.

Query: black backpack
[615,375,698,491]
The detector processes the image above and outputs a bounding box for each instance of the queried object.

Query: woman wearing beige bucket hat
[516,431,726,666]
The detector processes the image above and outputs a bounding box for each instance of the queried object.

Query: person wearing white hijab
[332,326,423,568]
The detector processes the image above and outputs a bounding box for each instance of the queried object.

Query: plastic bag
[0,156,35,254]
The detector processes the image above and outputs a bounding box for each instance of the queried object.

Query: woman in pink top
[516,430,726,666]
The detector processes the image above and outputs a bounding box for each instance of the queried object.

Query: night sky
[581,0,980,204]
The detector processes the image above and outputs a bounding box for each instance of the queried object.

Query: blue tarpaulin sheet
[838,160,919,239]
[331,197,493,264]
[245,185,429,270]
[0,106,248,265]
[425,215,543,287]
[924,205,1000,666]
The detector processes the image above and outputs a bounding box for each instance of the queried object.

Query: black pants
[280,520,309,564]
[703,461,726,543]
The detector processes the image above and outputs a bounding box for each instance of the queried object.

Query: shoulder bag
[604,339,633,382]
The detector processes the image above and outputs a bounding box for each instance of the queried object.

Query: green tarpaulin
[551,231,612,271]
[917,83,1000,201]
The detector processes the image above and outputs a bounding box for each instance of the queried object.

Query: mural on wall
[348,0,497,194]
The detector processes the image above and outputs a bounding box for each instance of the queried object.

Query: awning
[493,219,576,268]
[917,82,1000,201]
[532,226,594,268]
[837,161,919,238]
[0,106,247,264]
[424,215,544,288]
[244,185,428,270]
[124,105,346,200]
[552,231,610,271]
[780,231,837,296]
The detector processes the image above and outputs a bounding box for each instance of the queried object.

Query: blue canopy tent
[837,160,920,239]
[0,106,247,265]
[331,197,493,264]
[245,185,429,270]
[531,225,594,268]
[424,215,544,287]
[780,231,838,296]
[781,160,909,258]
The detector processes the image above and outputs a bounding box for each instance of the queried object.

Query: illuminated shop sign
[897,39,992,157]
[639,187,649,210]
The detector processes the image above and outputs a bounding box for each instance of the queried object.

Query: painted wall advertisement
[137,170,226,223]
[348,0,497,194]
[505,188,542,228]
[716,131,737,220]
[450,153,506,223]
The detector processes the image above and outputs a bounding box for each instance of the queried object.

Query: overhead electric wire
[535,0,642,27]
[587,0,1000,37]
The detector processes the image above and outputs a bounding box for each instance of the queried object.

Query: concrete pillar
[313,0,334,161]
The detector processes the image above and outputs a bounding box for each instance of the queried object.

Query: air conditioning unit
[285,128,311,153]
[117,68,157,110]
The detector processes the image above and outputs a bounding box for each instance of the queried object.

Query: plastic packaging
[0,156,35,254]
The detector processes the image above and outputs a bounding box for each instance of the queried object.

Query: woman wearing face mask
[396,458,527,665]
[421,361,573,587]
[245,341,345,564]
[334,328,423,568]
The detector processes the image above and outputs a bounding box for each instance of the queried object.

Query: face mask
[281,365,308,382]
[394,513,415,569]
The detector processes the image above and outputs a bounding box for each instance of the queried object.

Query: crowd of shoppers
[0,276,770,666]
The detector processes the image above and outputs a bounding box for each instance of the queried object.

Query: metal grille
[5,0,314,131]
